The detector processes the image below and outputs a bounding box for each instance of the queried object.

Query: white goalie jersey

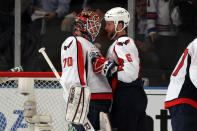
[107,36,141,83]
[60,36,112,93]
[165,38,197,109]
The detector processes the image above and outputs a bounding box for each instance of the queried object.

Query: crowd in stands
[0,0,196,86]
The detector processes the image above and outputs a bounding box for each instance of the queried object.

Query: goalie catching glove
[92,55,117,78]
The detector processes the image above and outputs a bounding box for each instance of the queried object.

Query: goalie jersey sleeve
[107,36,141,83]
[61,36,87,90]
[165,38,197,109]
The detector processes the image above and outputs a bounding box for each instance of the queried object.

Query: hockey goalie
[39,10,112,131]
[60,10,112,131]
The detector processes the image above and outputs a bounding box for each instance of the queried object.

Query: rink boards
[0,86,172,131]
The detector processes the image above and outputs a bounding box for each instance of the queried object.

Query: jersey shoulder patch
[63,36,76,50]
[117,39,130,46]
[115,37,134,46]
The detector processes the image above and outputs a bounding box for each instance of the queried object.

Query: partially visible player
[60,10,112,130]
[165,38,197,131]
[91,7,148,131]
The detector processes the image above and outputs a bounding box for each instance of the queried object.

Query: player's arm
[61,36,87,87]
[190,38,197,87]
[91,41,140,83]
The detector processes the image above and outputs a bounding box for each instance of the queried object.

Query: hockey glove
[89,46,101,65]
[92,56,117,78]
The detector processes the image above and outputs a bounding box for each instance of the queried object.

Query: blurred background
[0,0,196,86]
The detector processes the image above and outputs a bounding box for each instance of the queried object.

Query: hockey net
[0,72,68,131]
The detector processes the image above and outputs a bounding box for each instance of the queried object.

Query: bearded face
[105,21,116,40]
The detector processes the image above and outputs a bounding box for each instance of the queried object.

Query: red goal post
[0,72,113,100]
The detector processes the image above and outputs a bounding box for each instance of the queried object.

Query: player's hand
[90,46,101,63]
[93,56,117,77]
[149,32,157,43]
[44,12,57,20]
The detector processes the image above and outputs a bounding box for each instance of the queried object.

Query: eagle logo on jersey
[64,40,73,50]
[117,39,130,46]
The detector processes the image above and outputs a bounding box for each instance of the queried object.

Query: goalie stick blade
[99,112,112,131]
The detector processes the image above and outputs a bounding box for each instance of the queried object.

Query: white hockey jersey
[165,38,197,109]
[60,36,112,94]
[107,36,141,83]
[147,0,177,36]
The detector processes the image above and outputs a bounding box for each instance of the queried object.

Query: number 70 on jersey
[63,57,73,68]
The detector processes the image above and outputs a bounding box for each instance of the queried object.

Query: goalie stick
[0,65,23,84]
[38,47,95,131]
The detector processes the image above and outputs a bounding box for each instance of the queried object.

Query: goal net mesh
[0,72,68,131]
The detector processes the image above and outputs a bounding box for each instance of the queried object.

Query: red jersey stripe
[113,48,124,71]
[165,98,197,110]
[173,49,188,76]
[91,93,113,99]
[77,41,86,86]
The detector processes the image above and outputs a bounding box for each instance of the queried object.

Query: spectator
[60,10,112,130]
[0,0,37,71]
[91,7,148,131]
[0,0,14,70]
[30,0,70,19]
[135,0,159,68]
[147,0,179,82]
[61,0,86,36]
[170,0,197,57]
[165,38,197,131]
[30,0,71,71]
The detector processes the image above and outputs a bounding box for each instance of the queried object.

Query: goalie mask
[74,10,101,42]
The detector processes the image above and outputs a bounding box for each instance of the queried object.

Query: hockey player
[147,0,179,81]
[60,10,112,130]
[91,7,148,131]
[165,38,197,131]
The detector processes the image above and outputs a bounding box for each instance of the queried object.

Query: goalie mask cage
[0,72,68,131]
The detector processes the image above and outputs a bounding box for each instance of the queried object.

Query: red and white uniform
[147,0,177,36]
[108,36,147,131]
[60,36,112,93]
[107,36,141,83]
[165,38,197,109]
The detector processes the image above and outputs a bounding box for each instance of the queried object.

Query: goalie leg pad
[99,112,112,131]
[65,85,91,125]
